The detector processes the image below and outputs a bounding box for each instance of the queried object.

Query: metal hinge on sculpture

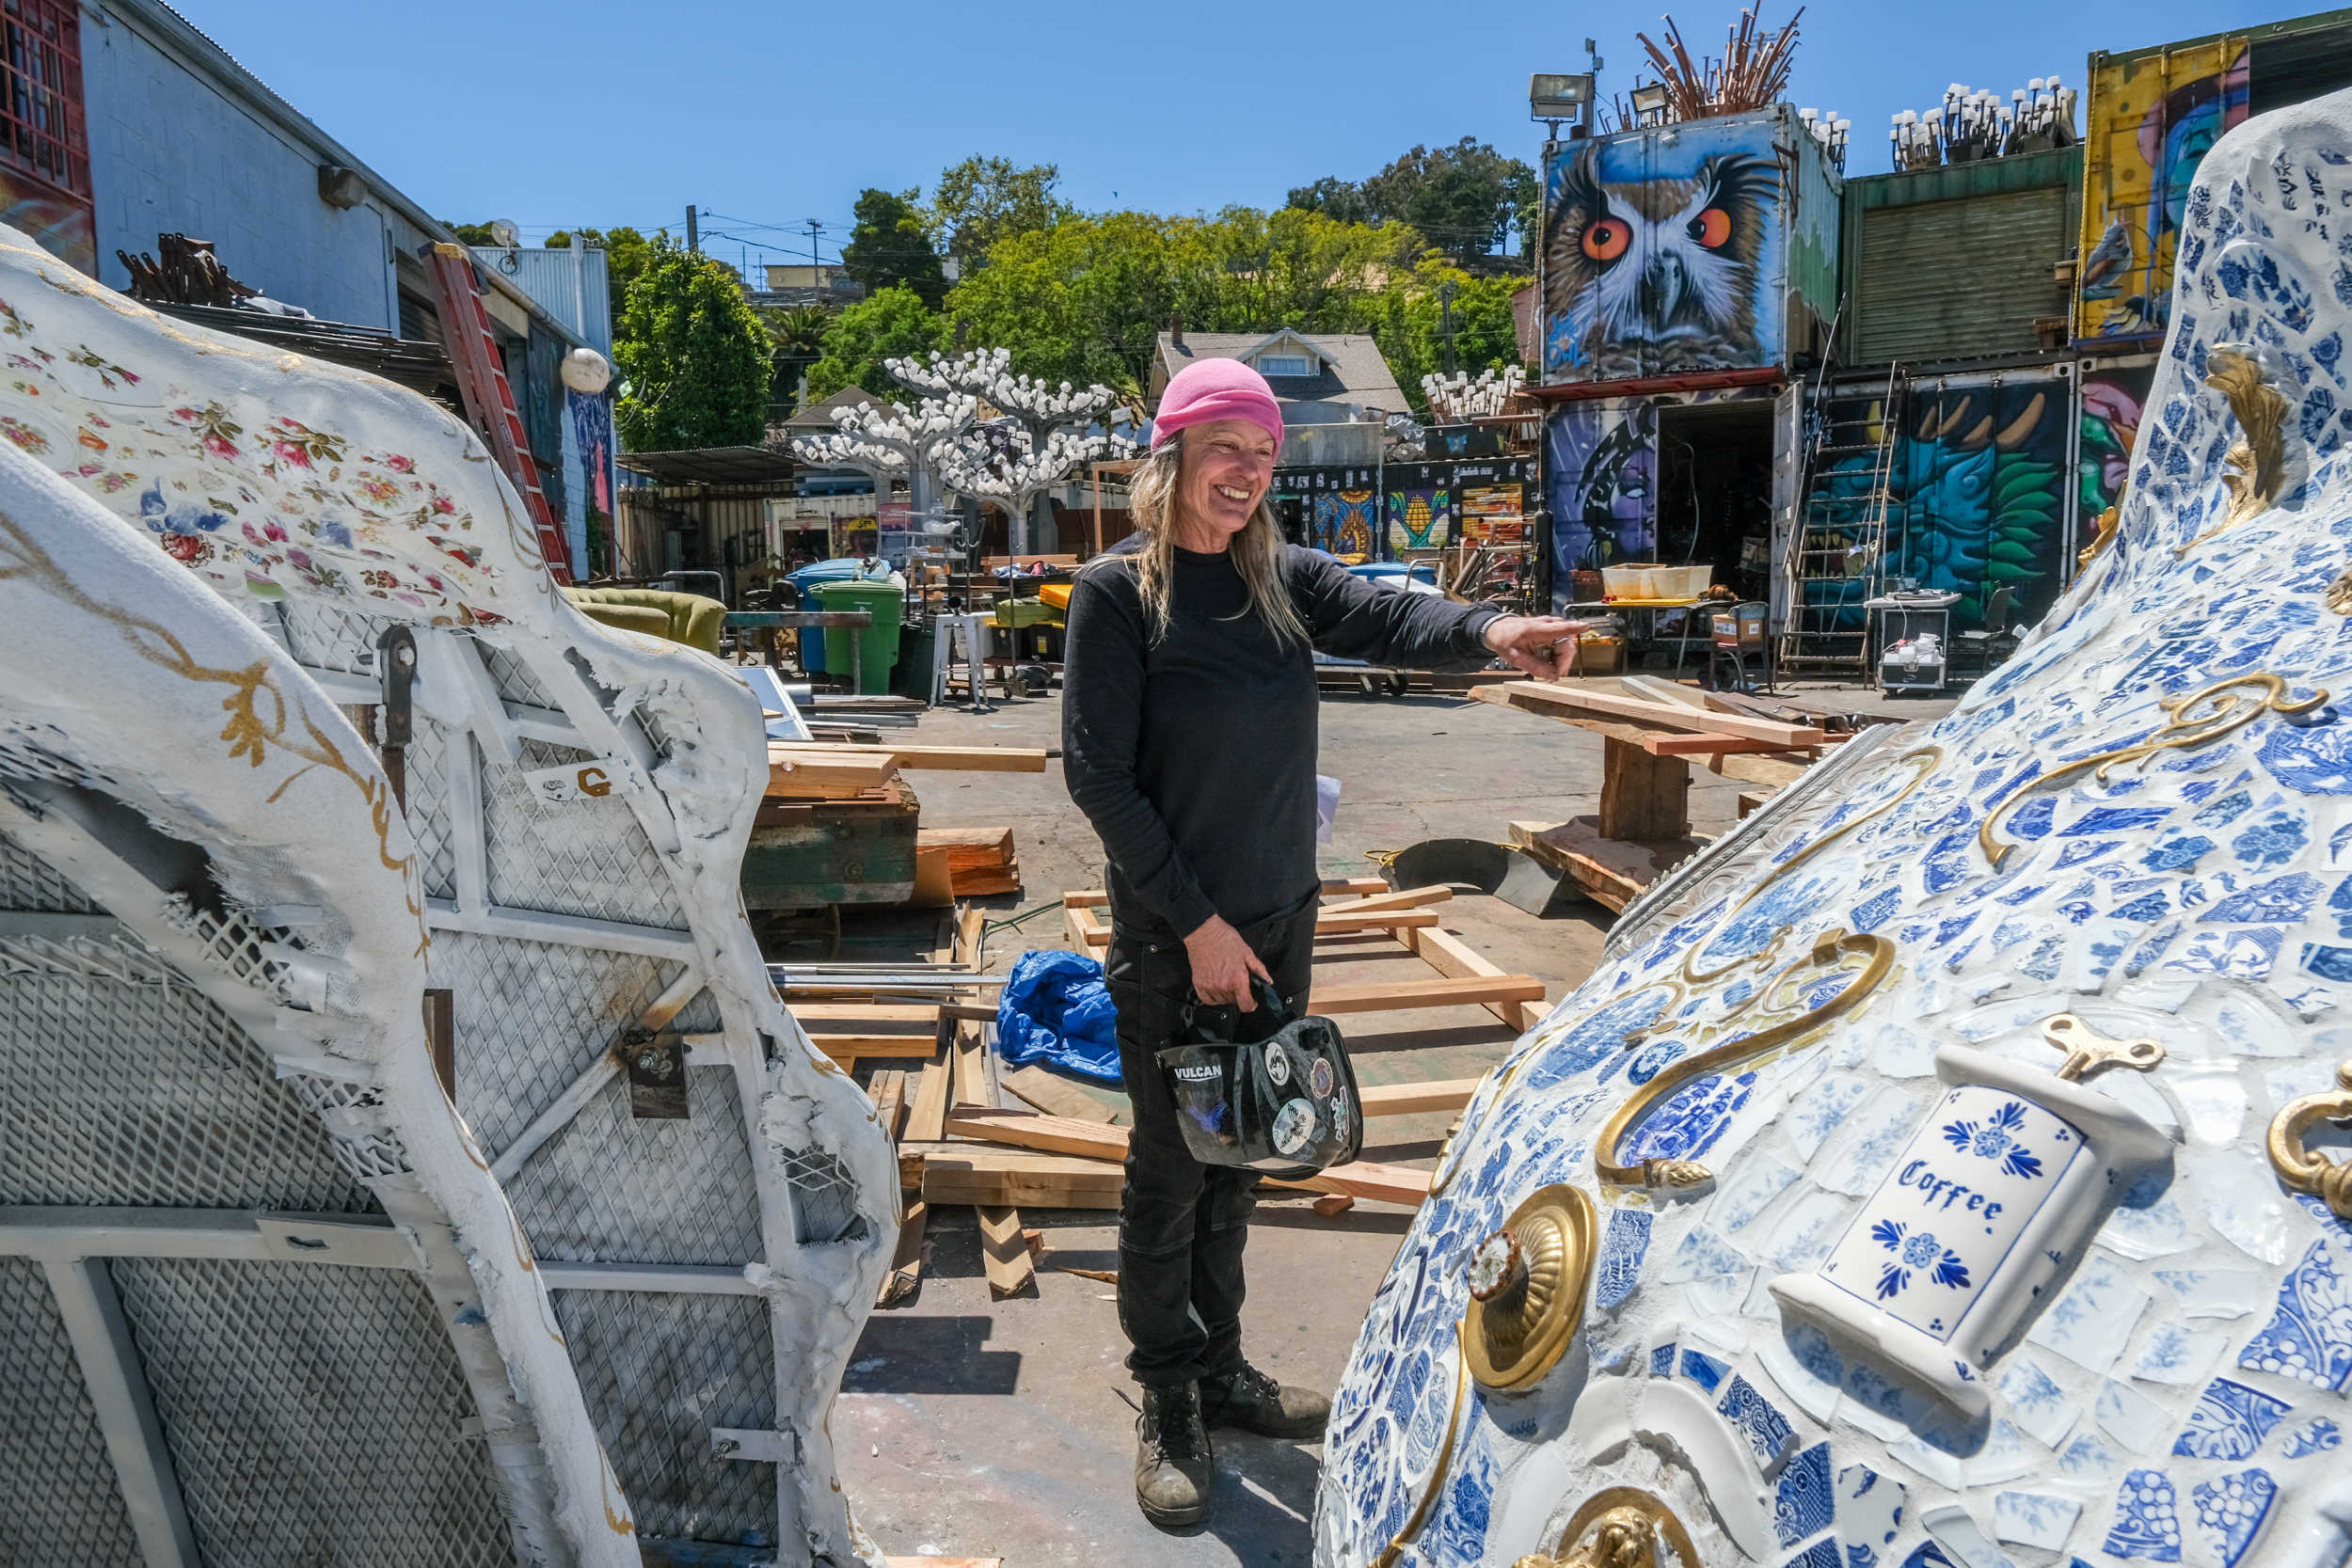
[2269,1058,2352,1220]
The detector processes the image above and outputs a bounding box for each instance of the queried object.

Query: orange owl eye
[1581,219,1629,261]
[1690,208,1733,247]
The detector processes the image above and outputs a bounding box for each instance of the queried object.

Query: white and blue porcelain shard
[1317,86,2352,1568]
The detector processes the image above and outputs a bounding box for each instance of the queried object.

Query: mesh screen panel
[481,739,687,929]
[552,1290,778,1549]
[277,602,392,675]
[509,1068,765,1267]
[0,1258,144,1567]
[111,1258,516,1568]
[0,827,99,911]
[435,930,683,1159]
[0,969,373,1212]
[405,718,458,902]
[476,641,556,710]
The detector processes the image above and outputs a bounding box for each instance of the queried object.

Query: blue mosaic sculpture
[1319,87,2352,1568]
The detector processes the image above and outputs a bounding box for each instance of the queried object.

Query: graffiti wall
[1813,373,2074,634]
[1540,105,1836,384]
[2079,360,2153,527]
[2074,39,2249,340]
[1546,402,1656,602]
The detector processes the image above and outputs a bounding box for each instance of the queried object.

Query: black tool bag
[1154,977,1362,1176]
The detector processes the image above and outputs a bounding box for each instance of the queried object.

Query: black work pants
[1104,893,1319,1388]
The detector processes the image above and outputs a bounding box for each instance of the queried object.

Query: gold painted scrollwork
[1513,1487,1701,1568]
[2175,348,2292,555]
[1463,1184,1597,1391]
[1596,930,1896,1189]
[2268,1059,2352,1219]
[1979,673,2329,869]
[2078,502,2122,570]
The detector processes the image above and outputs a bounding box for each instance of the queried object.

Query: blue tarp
[993,948,1121,1085]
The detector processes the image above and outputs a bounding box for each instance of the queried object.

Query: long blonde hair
[1088,432,1307,646]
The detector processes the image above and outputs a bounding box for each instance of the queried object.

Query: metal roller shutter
[1854,187,2072,363]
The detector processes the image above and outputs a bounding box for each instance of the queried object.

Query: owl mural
[1325,89,2352,1568]
[1542,133,1780,383]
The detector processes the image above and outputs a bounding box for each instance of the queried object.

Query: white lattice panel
[0,1258,144,1566]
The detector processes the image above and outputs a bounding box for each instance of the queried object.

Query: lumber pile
[917,826,1021,896]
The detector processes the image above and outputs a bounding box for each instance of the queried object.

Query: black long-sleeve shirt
[1062,539,1503,939]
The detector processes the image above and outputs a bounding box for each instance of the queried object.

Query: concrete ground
[818,673,1955,1566]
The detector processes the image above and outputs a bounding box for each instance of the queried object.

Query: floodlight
[1530,73,1595,119]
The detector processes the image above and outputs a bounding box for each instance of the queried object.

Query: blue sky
[190,0,2307,271]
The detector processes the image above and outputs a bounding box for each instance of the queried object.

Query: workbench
[1563,598,1710,672]
[1470,680,1836,911]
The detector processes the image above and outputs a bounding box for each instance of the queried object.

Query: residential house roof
[1150,328,1407,420]
[778,387,885,431]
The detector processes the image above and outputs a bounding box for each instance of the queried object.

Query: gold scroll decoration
[1596,929,1896,1189]
[1463,1183,1597,1391]
[1979,673,2329,870]
[2078,503,2122,570]
[2175,347,2292,556]
[2268,1059,2352,1219]
[1513,1487,1702,1568]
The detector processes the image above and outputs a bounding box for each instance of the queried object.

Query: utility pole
[686,205,698,253]
[805,220,822,288]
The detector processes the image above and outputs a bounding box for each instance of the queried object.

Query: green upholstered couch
[562,587,727,657]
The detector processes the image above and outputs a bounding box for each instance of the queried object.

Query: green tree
[944,206,1420,389]
[1359,258,1530,417]
[803,286,946,402]
[841,189,947,309]
[926,157,1073,266]
[613,235,773,450]
[442,220,500,245]
[546,227,660,347]
[764,303,834,417]
[1287,138,1535,265]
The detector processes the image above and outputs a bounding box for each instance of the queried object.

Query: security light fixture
[1530,72,1595,120]
[1630,81,1672,121]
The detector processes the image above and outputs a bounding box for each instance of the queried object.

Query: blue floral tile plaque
[2170,1377,2292,1460]
[2103,1469,2184,1562]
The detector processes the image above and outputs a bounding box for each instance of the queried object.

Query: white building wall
[78,5,405,330]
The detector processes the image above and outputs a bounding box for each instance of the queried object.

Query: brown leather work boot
[1199,1360,1331,1440]
[1135,1381,1214,1527]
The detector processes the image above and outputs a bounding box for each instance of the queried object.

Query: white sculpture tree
[789,349,1133,558]
[1422,364,1526,424]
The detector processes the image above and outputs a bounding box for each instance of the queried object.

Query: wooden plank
[1737,790,1772,818]
[811,1034,941,1061]
[1317,884,1454,916]
[1468,686,1819,789]
[1620,673,1716,711]
[1002,1065,1121,1124]
[1509,817,1707,915]
[1403,926,1548,1032]
[934,1114,1429,1207]
[1357,1077,1484,1117]
[1484,681,1826,747]
[780,743,1047,773]
[869,1069,907,1141]
[1312,1193,1356,1217]
[766,752,898,799]
[1309,974,1545,1015]
[1064,889,1109,908]
[956,904,986,967]
[918,826,1018,858]
[948,862,1022,897]
[977,1206,1034,1297]
[906,1060,952,1144]
[1599,735,1691,840]
[920,1156,1125,1209]
[884,1556,1002,1568]
[1639,733,1791,757]
[1063,901,1432,950]
[787,1002,941,1025]
[952,1022,990,1108]
[877,1200,926,1307]
[1323,876,1391,896]
[1263,1160,1431,1207]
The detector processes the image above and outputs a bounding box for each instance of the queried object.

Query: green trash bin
[812,580,904,694]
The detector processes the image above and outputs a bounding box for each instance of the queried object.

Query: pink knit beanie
[1152,357,1285,451]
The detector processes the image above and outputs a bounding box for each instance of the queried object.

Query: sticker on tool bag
[1329,1089,1350,1145]
[1264,1047,1290,1086]
[1272,1098,1317,1156]
[1310,1057,1334,1100]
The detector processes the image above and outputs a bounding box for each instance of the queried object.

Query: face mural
[1323,90,2352,1568]
[2077,43,2251,339]
[1547,403,1658,596]
[1542,119,1783,383]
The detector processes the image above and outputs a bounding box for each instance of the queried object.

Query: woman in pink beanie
[1060,356,1582,1527]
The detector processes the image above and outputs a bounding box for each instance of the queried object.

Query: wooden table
[1470,680,1836,911]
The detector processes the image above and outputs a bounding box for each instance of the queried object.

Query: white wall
[79,6,405,330]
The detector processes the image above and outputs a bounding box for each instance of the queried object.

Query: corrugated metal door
[1855,187,2071,363]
